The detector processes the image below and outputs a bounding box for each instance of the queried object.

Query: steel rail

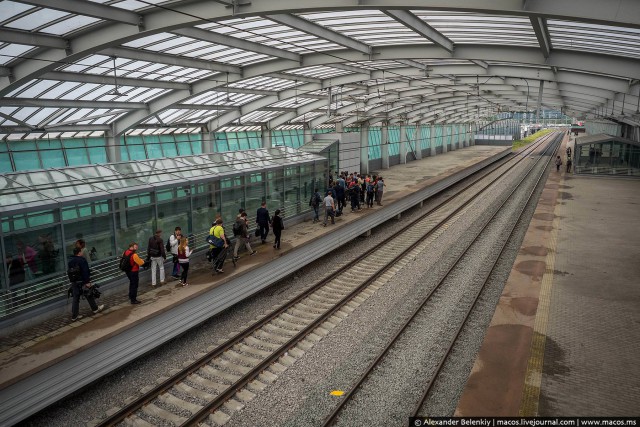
[322,133,562,426]
[97,137,549,426]
[183,136,557,426]
[411,133,562,418]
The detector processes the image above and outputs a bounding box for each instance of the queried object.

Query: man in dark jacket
[68,247,103,321]
[256,202,270,244]
[233,212,256,260]
[147,229,166,287]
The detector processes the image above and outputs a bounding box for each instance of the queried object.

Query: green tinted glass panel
[190,138,202,154]
[368,127,382,159]
[8,140,37,151]
[177,140,193,155]
[0,153,12,173]
[12,152,41,170]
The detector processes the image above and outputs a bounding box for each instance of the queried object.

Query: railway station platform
[456,134,640,416]
[0,145,509,424]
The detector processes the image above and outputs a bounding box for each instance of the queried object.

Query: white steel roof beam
[0,29,67,50]
[173,28,301,62]
[18,0,141,26]
[42,71,189,90]
[0,98,146,110]
[529,16,553,58]
[101,47,241,75]
[383,10,454,53]
[267,14,371,55]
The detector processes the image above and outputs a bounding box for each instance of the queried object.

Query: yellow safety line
[519,155,565,416]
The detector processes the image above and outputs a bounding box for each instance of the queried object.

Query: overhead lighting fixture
[107,56,127,97]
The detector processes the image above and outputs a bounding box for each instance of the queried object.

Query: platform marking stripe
[519,150,565,416]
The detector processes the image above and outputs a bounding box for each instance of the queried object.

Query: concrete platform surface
[456,135,640,416]
[0,145,508,391]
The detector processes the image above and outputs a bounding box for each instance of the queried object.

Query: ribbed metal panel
[0,149,510,425]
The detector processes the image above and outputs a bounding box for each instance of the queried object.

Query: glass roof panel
[7,169,103,199]
[14,79,58,98]
[548,19,640,59]
[39,15,101,35]
[5,8,70,31]
[0,175,47,208]
[0,43,35,65]
[0,1,36,21]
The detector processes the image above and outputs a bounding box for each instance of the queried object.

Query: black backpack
[165,237,171,252]
[67,264,82,283]
[232,221,242,236]
[311,193,320,208]
[119,251,133,272]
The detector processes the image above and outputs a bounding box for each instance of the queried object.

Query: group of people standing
[310,172,386,226]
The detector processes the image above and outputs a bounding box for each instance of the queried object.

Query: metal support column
[261,125,271,149]
[399,124,407,164]
[359,123,369,175]
[441,125,448,154]
[413,125,422,160]
[430,125,436,157]
[535,80,545,124]
[381,123,389,169]
[106,128,121,163]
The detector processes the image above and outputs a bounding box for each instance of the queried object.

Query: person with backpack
[365,176,375,208]
[147,229,166,287]
[209,218,229,274]
[349,181,361,212]
[555,155,563,172]
[271,209,284,249]
[334,181,345,215]
[177,237,192,287]
[309,188,322,223]
[168,227,182,279]
[233,211,256,262]
[68,247,103,321]
[121,242,145,304]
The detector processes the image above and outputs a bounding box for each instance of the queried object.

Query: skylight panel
[40,15,101,35]
[0,1,36,22]
[124,33,175,49]
[0,43,35,65]
[14,80,58,98]
[109,0,149,11]
[5,8,70,31]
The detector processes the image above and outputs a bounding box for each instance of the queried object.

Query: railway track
[94,135,556,427]
[321,133,562,426]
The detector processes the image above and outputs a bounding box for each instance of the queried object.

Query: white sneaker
[93,305,105,314]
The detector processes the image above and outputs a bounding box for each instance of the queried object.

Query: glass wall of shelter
[0,147,327,317]
[573,134,640,176]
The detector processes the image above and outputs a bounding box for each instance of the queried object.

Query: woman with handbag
[177,237,192,286]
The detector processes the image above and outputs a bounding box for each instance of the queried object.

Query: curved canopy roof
[0,0,639,138]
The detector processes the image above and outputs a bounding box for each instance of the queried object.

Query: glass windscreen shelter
[0,146,327,319]
[573,134,640,176]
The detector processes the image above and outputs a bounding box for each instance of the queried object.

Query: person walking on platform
[169,227,182,279]
[376,177,386,206]
[233,212,256,261]
[566,154,573,173]
[271,209,284,249]
[256,202,270,244]
[555,155,563,172]
[310,188,322,223]
[147,229,166,287]
[334,181,345,214]
[124,243,145,304]
[177,237,192,287]
[68,247,104,321]
[350,182,361,212]
[323,191,336,226]
[209,219,229,274]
